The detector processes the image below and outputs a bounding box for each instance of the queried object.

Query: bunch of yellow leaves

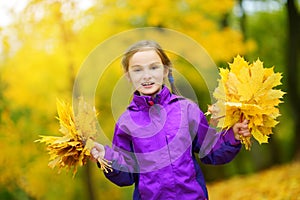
[35,97,112,176]
[206,55,285,150]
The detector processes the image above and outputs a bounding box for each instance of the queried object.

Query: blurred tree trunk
[238,0,246,38]
[84,163,96,200]
[286,0,300,160]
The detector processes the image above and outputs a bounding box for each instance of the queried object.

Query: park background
[0,0,299,199]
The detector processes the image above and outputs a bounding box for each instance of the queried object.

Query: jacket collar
[128,86,172,111]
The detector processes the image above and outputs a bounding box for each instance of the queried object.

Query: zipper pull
[148,100,154,106]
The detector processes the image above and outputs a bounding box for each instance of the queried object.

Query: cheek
[128,74,141,85]
[156,70,166,81]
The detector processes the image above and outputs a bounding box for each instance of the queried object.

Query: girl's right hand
[90,142,105,162]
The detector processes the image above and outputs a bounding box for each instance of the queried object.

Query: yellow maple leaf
[207,55,285,150]
[229,55,249,75]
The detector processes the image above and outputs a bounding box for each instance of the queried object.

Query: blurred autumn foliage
[0,0,299,199]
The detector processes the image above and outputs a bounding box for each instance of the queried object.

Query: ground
[207,161,300,200]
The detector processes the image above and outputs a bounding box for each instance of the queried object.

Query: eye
[130,66,143,72]
[150,64,163,70]
[133,68,141,72]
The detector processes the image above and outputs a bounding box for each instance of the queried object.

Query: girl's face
[127,49,168,96]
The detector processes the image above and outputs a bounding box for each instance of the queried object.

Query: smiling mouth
[141,82,155,87]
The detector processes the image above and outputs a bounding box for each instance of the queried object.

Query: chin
[140,87,161,96]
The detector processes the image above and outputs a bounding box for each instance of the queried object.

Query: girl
[91,40,250,200]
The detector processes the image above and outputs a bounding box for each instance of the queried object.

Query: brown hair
[122,40,179,95]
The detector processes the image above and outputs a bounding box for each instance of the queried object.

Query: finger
[234,123,243,129]
[94,142,101,149]
[94,142,105,151]
[91,149,99,159]
[240,123,248,129]
[239,130,251,137]
[238,127,248,132]
[242,119,248,124]
[243,131,251,137]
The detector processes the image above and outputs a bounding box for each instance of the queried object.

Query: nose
[143,69,152,80]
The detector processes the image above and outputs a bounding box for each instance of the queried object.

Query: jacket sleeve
[103,124,138,186]
[188,102,241,165]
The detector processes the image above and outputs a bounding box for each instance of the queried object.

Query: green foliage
[246,9,287,72]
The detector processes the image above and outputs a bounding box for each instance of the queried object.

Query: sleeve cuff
[223,128,241,146]
[104,145,114,161]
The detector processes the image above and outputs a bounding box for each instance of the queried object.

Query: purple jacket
[104,86,241,200]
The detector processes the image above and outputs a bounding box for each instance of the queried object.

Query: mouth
[141,82,155,87]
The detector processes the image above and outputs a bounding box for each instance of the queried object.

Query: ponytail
[168,68,180,95]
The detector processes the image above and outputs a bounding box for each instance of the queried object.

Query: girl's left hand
[232,119,251,140]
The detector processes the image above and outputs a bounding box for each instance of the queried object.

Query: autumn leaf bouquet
[206,55,285,150]
[35,97,112,176]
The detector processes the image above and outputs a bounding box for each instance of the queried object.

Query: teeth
[142,82,153,86]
